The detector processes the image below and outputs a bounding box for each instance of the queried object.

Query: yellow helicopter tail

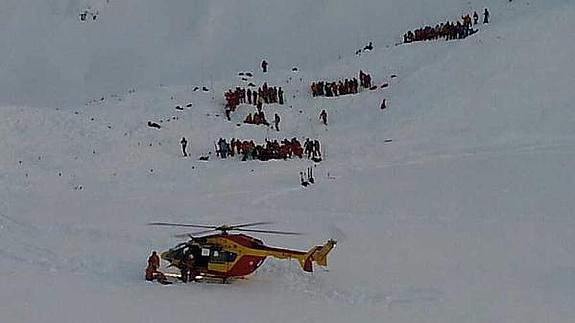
[311,239,337,267]
[297,239,337,272]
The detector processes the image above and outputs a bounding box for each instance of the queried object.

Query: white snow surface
[2,1,575,322]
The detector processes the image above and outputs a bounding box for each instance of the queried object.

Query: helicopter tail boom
[259,239,337,272]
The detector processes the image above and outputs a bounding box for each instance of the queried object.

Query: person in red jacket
[145,251,161,281]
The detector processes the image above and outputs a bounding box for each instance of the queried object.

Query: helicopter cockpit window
[226,252,237,262]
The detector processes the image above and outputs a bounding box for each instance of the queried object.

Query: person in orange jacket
[145,251,161,281]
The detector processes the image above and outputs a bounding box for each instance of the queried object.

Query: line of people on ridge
[224,83,285,118]
[216,137,321,162]
[403,9,490,43]
[311,70,372,97]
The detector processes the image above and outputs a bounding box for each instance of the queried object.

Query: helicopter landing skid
[160,272,235,284]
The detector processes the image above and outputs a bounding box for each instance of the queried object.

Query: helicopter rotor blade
[149,222,217,229]
[190,229,218,236]
[228,221,274,229]
[151,221,300,236]
[173,229,216,238]
[172,241,191,248]
[173,233,193,239]
[233,228,303,235]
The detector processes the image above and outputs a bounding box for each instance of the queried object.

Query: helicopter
[148,221,337,284]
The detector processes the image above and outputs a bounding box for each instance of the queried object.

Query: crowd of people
[224,83,285,119]
[303,138,322,160]
[359,70,373,89]
[244,111,270,126]
[311,70,373,97]
[215,137,321,162]
[403,9,489,43]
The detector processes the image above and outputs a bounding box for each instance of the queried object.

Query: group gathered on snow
[215,137,321,162]
[243,110,282,131]
[403,9,490,43]
[311,70,373,97]
[224,83,285,119]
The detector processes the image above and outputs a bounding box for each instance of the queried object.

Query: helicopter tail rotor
[294,239,337,272]
[308,239,337,267]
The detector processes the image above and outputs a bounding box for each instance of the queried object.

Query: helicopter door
[194,247,211,267]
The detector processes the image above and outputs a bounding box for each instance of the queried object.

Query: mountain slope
[1,1,575,323]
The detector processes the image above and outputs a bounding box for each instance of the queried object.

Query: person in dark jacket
[180,137,188,157]
[319,109,328,125]
[274,113,281,131]
[380,98,387,110]
[278,88,284,105]
[483,8,490,24]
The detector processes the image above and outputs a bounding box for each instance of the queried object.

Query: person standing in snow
[274,113,281,131]
[145,251,161,281]
[380,98,387,110]
[313,140,321,158]
[300,172,309,187]
[261,60,268,73]
[225,107,231,121]
[304,139,312,158]
[180,137,188,157]
[483,8,490,24]
[278,87,284,105]
[473,11,479,25]
[217,138,229,158]
[319,109,328,125]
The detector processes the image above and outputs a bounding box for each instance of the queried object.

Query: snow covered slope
[1,0,560,107]
[2,1,575,323]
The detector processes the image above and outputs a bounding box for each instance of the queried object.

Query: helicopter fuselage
[160,233,335,279]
